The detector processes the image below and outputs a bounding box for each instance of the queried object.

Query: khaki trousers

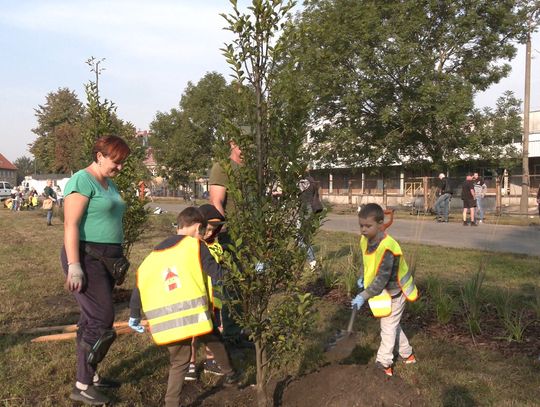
[376,293,413,367]
[164,331,233,407]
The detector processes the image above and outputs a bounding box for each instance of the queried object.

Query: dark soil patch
[304,280,350,307]
[281,364,424,407]
[184,364,424,407]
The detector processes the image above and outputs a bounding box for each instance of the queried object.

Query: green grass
[0,209,539,406]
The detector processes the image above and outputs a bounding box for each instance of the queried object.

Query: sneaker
[185,363,197,381]
[376,362,393,377]
[470,222,478,226]
[93,376,121,388]
[70,385,110,405]
[203,359,224,376]
[128,317,145,333]
[478,220,483,224]
[402,354,417,364]
[309,260,317,271]
[222,371,240,387]
[463,221,468,226]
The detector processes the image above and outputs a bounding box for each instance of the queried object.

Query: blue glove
[357,277,364,290]
[351,294,365,310]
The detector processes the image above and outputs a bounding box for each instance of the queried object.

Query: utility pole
[520,3,540,214]
[520,24,532,214]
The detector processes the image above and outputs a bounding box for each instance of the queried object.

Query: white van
[0,181,14,200]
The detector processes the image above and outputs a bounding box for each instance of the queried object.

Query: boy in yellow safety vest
[137,207,238,407]
[352,203,419,377]
[185,204,227,380]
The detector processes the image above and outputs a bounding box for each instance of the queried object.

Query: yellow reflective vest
[360,234,418,317]
[206,241,224,310]
[137,236,213,345]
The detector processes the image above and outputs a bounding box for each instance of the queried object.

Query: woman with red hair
[60,135,131,405]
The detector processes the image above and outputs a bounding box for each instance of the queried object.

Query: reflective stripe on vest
[144,296,208,320]
[137,236,213,345]
[151,310,213,334]
[367,290,392,317]
[360,234,418,316]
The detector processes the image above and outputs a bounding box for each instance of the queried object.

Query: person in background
[60,135,131,406]
[298,169,324,270]
[537,186,540,217]
[473,175,487,223]
[434,173,452,223]
[461,173,477,226]
[55,185,64,208]
[11,186,20,212]
[43,179,57,225]
[29,188,39,210]
[208,139,245,344]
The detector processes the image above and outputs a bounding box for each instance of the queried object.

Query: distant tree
[150,72,245,188]
[30,88,84,172]
[280,0,529,168]
[80,57,149,258]
[462,92,523,169]
[54,123,83,174]
[13,156,34,184]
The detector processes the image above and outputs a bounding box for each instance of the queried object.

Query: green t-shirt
[209,160,239,216]
[64,169,126,244]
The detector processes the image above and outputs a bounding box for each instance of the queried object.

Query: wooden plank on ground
[29,321,148,343]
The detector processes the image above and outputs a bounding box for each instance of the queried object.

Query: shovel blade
[324,331,357,363]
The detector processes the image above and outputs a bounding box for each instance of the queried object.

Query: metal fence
[312,173,540,214]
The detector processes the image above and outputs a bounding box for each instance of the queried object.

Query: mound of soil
[187,364,423,407]
[281,364,423,407]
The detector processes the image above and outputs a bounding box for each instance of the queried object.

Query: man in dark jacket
[434,173,452,222]
[461,173,477,226]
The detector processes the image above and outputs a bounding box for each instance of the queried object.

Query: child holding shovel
[351,203,419,377]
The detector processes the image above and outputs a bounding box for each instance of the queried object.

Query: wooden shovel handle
[346,308,357,334]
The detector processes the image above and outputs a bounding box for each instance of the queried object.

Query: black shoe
[93,376,121,388]
[70,385,110,405]
[222,371,240,387]
[470,222,478,226]
[203,359,224,376]
[463,221,468,226]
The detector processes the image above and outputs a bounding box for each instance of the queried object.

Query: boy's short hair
[177,207,207,229]
[358,203,384,223]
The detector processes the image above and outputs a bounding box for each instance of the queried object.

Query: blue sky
[1,1,539,163]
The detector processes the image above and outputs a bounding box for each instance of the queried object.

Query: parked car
[0,181,14,201]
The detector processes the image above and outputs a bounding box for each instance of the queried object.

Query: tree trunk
[255,339,271,407]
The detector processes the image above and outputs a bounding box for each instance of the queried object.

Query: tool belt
[84,245,130,285]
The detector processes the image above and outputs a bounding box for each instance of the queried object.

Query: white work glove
[65,263,85,292]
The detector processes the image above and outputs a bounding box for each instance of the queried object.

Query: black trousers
[129,287,142,319]
[61,242,122,384]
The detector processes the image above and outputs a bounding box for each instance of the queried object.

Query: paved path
[323,214,540,257]
[149,202,540,257]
